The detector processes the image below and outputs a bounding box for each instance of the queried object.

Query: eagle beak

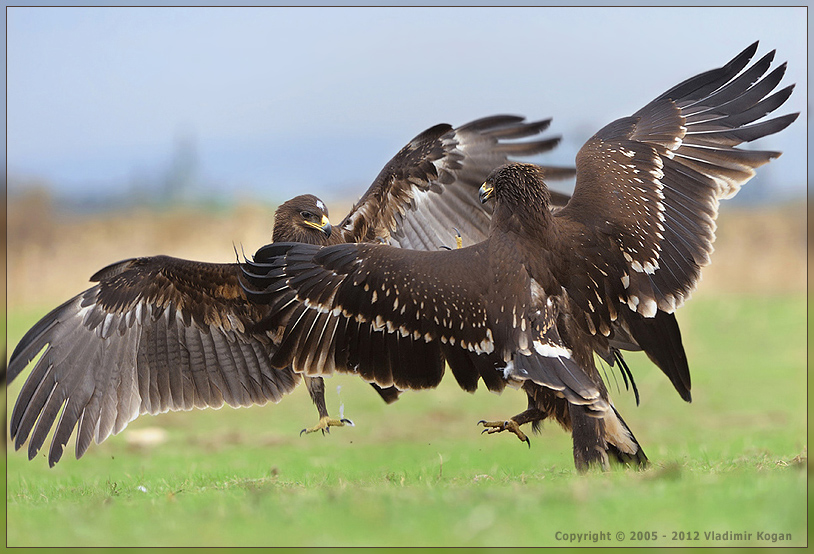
[478,183,494,204]
[304,215,332,238]
[319,214,332,238]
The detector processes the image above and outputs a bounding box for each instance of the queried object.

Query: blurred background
[3,6,806,314]
[5,6,807,311]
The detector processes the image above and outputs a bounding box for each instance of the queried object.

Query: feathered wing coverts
[241,42,796,468]
[7,42,796,468]
[8,115,570,466]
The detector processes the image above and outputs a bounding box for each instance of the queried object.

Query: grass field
[5,293,807,548]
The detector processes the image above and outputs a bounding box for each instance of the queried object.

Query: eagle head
[480,162,552,218]
[273,194,333,244]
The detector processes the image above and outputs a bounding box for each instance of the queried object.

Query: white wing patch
[532,340,572,359]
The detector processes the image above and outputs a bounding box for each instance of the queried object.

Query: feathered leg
[300,376,353,435]
[479,382,647,471]
[569,404,609,471]
[569,402,647,471]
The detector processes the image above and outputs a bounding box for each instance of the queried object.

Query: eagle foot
[438,228,464,251]
[300,416,354,436]
[478,419,531,447]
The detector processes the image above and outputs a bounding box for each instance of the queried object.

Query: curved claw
[301,426,330,436]
[301,416,353,436]
[478,418,530,446]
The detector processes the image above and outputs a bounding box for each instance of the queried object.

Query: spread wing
[241,242,607,412]
[8,256,298,467]
[339,115,575,249]
[555,42,797,330]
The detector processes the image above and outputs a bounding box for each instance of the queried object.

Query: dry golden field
[5,193,345,311]
[6,191,806,312]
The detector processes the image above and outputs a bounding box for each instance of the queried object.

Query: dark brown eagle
[8,115,575,466]
[240,42,797,470]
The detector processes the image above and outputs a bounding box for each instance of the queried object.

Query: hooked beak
[305,214,332,238]
[478,183,494,204]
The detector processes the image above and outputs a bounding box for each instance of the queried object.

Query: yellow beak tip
[478,184,494,204]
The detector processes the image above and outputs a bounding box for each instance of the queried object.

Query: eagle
[240,42,797,470]
[7,115,575,466]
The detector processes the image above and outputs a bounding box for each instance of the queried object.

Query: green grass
[5,294,807,547]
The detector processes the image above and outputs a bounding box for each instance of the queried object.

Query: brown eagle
[240,42,797,470]
[8,115,574,466]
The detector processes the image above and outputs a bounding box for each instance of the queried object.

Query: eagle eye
[299,211,314,220]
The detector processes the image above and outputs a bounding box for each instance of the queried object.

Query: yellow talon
[300,416,354,436]
[478,419,531,447]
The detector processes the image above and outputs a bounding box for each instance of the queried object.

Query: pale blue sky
[6,6,808,206]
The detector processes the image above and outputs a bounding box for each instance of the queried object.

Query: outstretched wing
[556,42,797,329]
[8,256,298,467]
[241,242,607,411]
[339,115,575,249]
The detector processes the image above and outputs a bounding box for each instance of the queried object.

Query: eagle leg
[301,376,354,436]
[478,408,546,448]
